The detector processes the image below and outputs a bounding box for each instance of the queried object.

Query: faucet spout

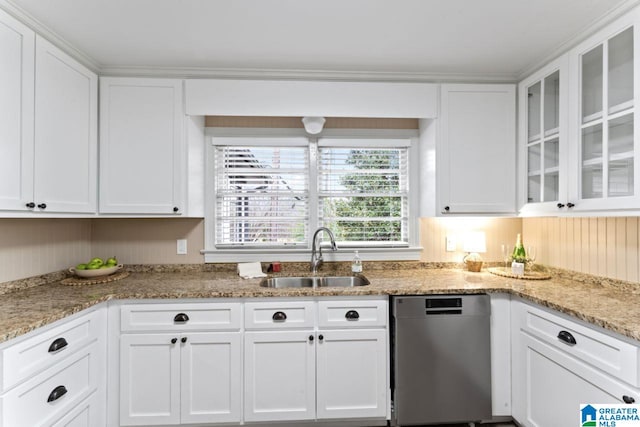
[310,227,338,273]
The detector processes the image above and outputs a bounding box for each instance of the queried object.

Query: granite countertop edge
[1,268,639,344]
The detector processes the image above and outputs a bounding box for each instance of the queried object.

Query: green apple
[105,256,118,267]
[89,257,104,267]
[75,263,87,270]
[86,263,101,270]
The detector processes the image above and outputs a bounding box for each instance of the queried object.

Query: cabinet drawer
[1,342,98,427]
[318,299,388,328]
[1,308,105,392]
[516,301,640,386]
[51,391,101,427]
[245,301,315,330]
[121,302,241,332]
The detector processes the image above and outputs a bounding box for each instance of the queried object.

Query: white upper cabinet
[99,77,185,215]
[518,55,569,215]
[568,16,640,212]
[438,84,517,215]
[33,36,98,213]
[0,9,35,211]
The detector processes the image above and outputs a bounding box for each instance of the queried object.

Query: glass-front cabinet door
[575,24,638,210]
[518,56,568,215]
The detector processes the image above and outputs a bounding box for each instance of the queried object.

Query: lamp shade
[302,116,326,134]
[463,231,486,253]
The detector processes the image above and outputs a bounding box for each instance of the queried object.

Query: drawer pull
[174,313,189,323]
[272,311,287,322]
[345,310,360,320]
[48,337,68,353]
[557,330,577,345]
[623,395,636,404]
[47,385,68,403]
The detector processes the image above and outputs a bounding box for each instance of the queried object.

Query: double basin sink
[260,275,370,288]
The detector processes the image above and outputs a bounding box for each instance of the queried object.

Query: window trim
[203,127,422,262]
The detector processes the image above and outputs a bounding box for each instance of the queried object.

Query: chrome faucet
[310,227,338,273]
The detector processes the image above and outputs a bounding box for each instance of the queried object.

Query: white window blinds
[214,145,309,247]
[318,143,409,246]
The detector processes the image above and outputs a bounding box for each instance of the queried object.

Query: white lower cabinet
[512,298,640,426]
[119,332,241,426]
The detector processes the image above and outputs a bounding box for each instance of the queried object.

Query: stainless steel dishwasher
[391,295,492,426]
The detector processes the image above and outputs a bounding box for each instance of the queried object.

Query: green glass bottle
[512,233,527,263]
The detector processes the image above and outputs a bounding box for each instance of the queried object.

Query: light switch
[177,239,187,255]
[446,236,456,252]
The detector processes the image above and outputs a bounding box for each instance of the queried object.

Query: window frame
[203,127,421,262]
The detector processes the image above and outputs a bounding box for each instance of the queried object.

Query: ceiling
[5,0,636,80]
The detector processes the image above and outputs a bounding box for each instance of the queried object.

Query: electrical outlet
[446,236,456,252]
[177,239,187,255]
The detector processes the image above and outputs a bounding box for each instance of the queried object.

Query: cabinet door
[120,333,180,426]
[180,332,241,424]
[518,55,569,215]
[34,36,97,213]
[244,330,315,422]
[100,78,185,214]
[0,9,34,211]
[316,329,387,419]
[439,84,516,214]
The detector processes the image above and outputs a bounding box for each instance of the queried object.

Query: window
[206,131,419,261]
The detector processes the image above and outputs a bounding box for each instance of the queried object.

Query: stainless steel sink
[259,275,370,288]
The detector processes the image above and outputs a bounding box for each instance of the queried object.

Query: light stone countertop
[1,267,639,344]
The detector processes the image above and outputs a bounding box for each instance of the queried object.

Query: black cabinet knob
[345,310,360,320]
[174,313,189,323]
[623,395,636,404]
[272,311,287,321]
[318,334,324,341]
[173,207,179,213]
[308,335,314,342]
[26,202,35,208]
[47,385,68,402]
[48,337,68,353]
[557,203,565,209]
[181,337,187,343]
[37,203,47,209]
[567,202,575,208]
[171,338,178,344]
[557,330,577,345]
[443,206,450,212]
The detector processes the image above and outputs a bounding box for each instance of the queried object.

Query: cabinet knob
[171,338,178,344]
[272,311,287,322]
[623,395,636,404]
[37,203,47,209]
[567,202,575,208]
[443,206,450,212]
[345,310,360,320]
[48,337,68,353]
[47,385,68,403]
[174,313,189,323]
[557,203,565,209]
[181,337,187,343]
[25,202,35,209]
[557,330,577,345]
[308,335,314,342]
[173,207,179,213]
[318,334,324,341]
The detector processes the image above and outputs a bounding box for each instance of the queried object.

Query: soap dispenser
[351,251,363,274]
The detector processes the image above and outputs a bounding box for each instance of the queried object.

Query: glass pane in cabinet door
[528,143,541,173]
[544,71,560,135]
[582,45,603,123]
[545,138,560,169]
[528,176,541,203]
[544,171,559,202]
[609,113,634,156]
[582,124,603,199]
[609,159,634,197]
[582,164,603,199]
[608,27,634,113]
[528,82,541,142]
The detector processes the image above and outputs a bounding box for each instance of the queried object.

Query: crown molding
[0,0,101,72]
[516,0,640,81]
